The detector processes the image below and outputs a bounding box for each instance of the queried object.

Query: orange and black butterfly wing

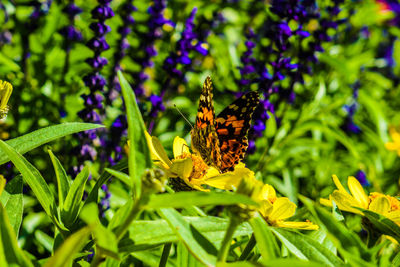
[190,76,222,169]
[215,91,259,172]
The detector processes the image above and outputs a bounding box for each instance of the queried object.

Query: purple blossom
[149,94,166,118]
[355,170,370,187]
[163,7,208,79]
[105,0,137,167]
[75,0,114,176]
[237,0,344,154]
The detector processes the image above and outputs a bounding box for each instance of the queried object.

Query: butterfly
[191,76,259,173]
[0,80,12,119]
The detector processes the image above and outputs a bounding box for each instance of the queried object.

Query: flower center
[176,152,208,181]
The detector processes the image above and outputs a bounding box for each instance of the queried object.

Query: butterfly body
[191,76,259,173]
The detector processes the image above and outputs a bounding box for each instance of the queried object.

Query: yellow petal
[319,197,333,207]
[275,221,319,230]
[348,176,369,209]
[386,210,400,222]
[260,184,276,202]
[332,174,347,193]
[145,132,171,168]
[170,157,193,180]
[331,191,363,214]
[0,175,5,196]
[385,142,398,151]
[173,136,189,158]
[369,196,390,215]
[269,197,296,221]
[204,166,254,190]
[259,200,273,218]
[0,80,12,111]
[390,128,400,143]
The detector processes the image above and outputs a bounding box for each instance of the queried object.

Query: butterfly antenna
[174,104,194,130]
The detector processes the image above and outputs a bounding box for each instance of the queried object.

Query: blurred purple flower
[355,170,370,187]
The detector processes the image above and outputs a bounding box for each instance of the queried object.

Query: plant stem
[159,243,172,267]
[115,199,143,240]
[238,234,256,261]
[217,218,241,263]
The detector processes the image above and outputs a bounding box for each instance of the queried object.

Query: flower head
[385,127,400,156]
[145,132,252,191]
[320,175,400,226]
[256,183,318,230]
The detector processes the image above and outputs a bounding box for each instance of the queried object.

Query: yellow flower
[320,175,400,225]
[256,183,318,230]
[0,80,12,119]
[385,127,400,156]
[145,132,253,191]
[0,175,5,196]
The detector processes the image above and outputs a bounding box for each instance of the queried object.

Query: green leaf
[313,206,369,257]
[62,166,89,226]
[118,71,152,197]
[119,216,252,252]
[0,203,34,267]
[0,123,104,165]
[85,158,128,205]
[271,228,345,267]
[249,215,278,261]
[177,241,204,267]
[80,203,119,260]
[265,112,277,138]
[361,209,400,243]
[131,251,167,267]
[105,168,131,188]
[158,208,216,266]
[0,140,55,219]
[358,91,388,142]
[262,259,326,267]
[43,226,92,267]
[0,175,23,237]
[146,191,258,209]
[35,230,54,252]
[48,150,71,208]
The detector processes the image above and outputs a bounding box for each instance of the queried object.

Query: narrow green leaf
[177,241,203,267]
[62,166,89,226]
[119,216,252,252]
[263,259,326,267]
[118,71,152,197]
[158,208,216,266]
[361,209,400,243]
[271,228,345,267]
[0,175,23,237]
[314,206,369,257]
[217,261,270,267]
[249,215,278,261]
[35,230,54,252]
[0,123,104,165]
[146,191,258,209]
[80,203,119,260]
[85,158,128,205]
[265,112,277,138]
[44,226,92,267]
[131,251,166,267]
[48,150,71,208]
[105,168,131,188]
[359,91,388,142]
[0,204,34,267]
[0,140,55,218]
